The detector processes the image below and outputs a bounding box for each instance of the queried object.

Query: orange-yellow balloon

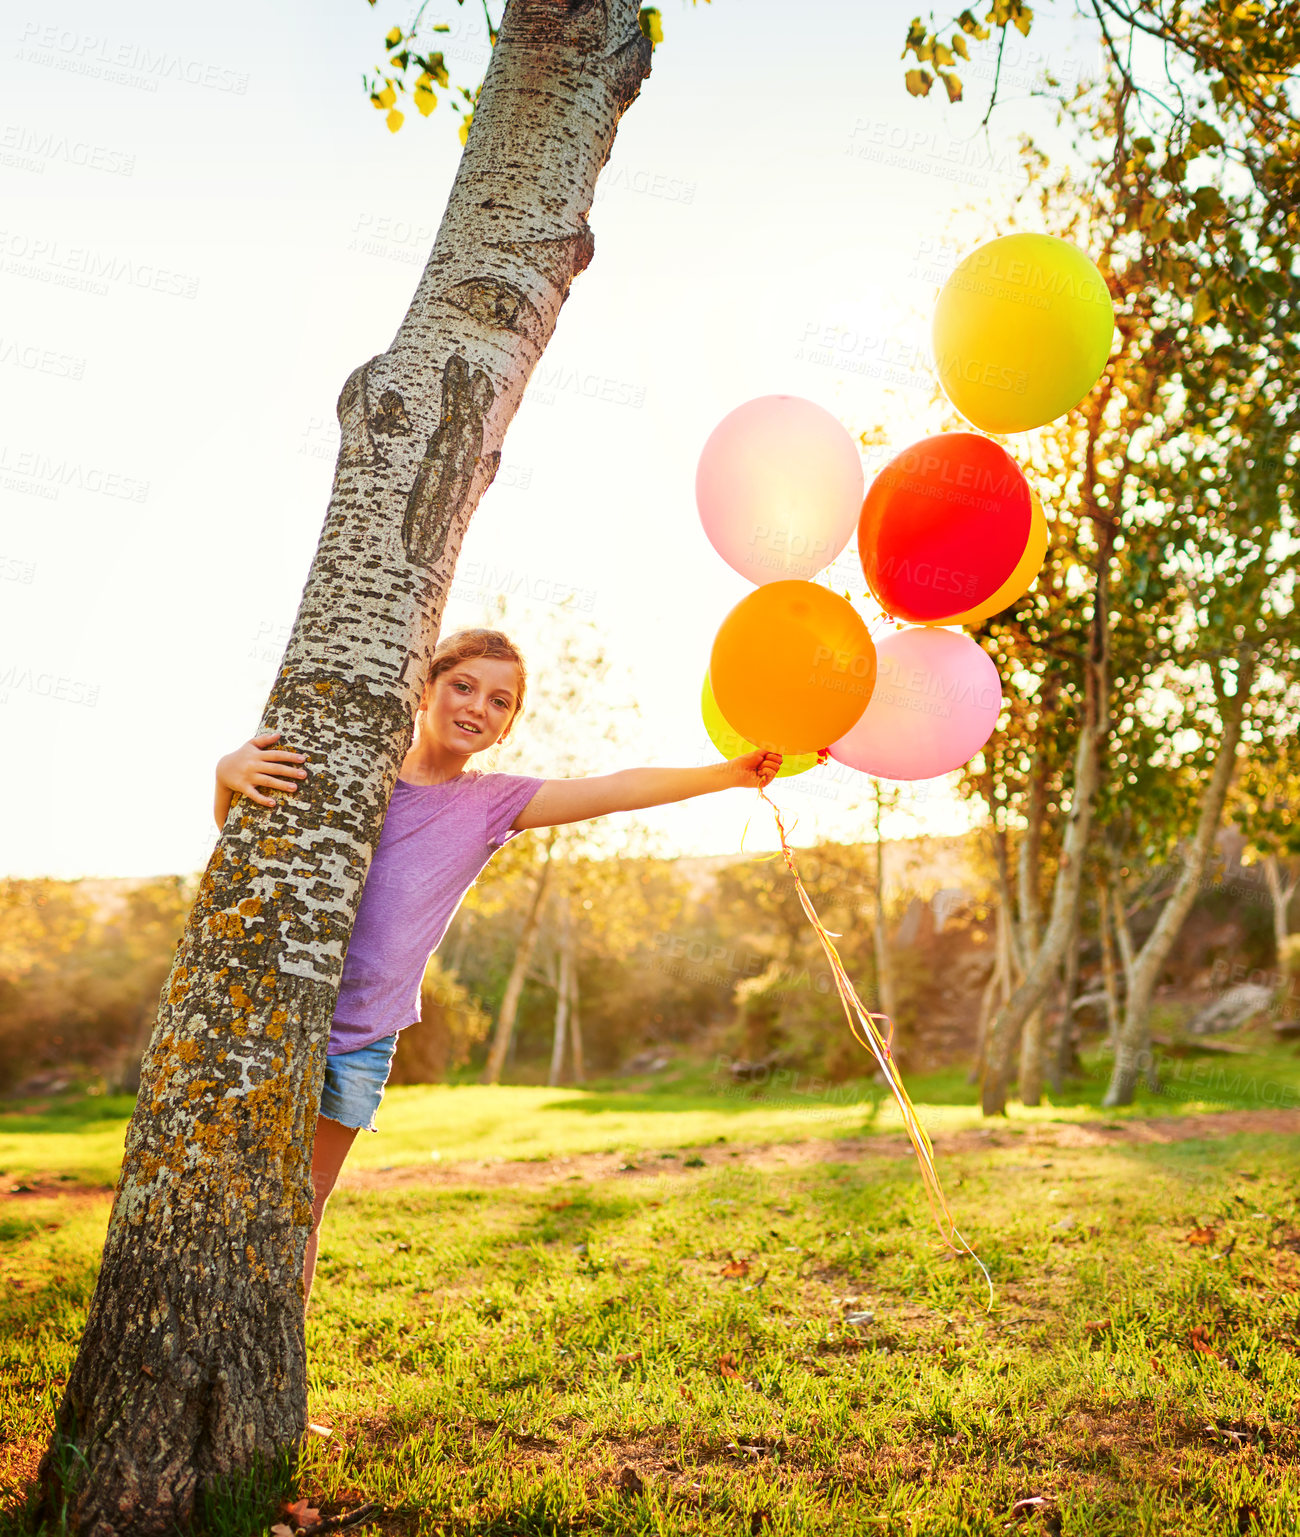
[932,234,1114,434]
[709,580,876,755]
[927,489,1049,627]
[700,673,818,776]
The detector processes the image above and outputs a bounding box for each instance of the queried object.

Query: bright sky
[0,0,1101,879]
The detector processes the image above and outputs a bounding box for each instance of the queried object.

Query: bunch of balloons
[698,232,1114,784]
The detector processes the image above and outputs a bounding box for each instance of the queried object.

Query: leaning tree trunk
[547,896,572,1087]
[483,828,557,1085]
[1016,751,1047,1105]
[1104,654,1256,1106]
[872,793,897,1020]
[1263,853,1297,966]
[39,8,652,1531]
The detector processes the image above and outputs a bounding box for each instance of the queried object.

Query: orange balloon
[929,489,1049,627]
[709,580,876,754]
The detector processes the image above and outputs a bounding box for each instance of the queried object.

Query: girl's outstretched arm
[512,750,781,832]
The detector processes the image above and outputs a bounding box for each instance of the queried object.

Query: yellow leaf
[414,85,437,116]
[639,6,664,45]
[941,70,963,102]
[386,106,404,133]
[372,83,396,110]
[952,32,970,59]
[384,25,402,47]
[905,68,933,97]
[934,42,955,66]
[458,113,472,146]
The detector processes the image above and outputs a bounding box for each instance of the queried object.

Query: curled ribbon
[757,781,993,1308]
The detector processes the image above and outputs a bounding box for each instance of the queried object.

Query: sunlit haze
[0,0,1102,878]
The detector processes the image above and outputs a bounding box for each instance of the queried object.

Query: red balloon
[858,433,1031,623]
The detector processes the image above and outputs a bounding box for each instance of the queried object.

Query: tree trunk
[1015,754,1047,1104]
[1096,874,1122,1049]
[567,923,585,1085]
[40,9,653,1530]
[1104,654,1256,1106]
[547,895,572,1087]
[1047,875,1084,1091]
[483,829,557,1085]
[872,794,896,1020]
[1263,853,1297,965]
[1110,877,1136,994]
[982,713,1102,1115]
[967,950,1001,1085]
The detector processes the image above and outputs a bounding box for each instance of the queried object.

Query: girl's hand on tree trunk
[729,750,783,791]
[216,731,308,809]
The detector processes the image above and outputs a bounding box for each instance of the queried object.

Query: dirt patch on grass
[341,1109,1300,1195]
[0,1180,114,1203]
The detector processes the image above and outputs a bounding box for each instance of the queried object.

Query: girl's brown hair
[425,628,528,736]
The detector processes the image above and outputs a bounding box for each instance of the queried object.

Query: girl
[214,627,781,1301]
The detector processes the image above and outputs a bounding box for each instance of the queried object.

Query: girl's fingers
[251,731,282,744]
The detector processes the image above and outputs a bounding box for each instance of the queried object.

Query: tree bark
[1104,653,1257,1106]
[1096,874,1122,1050]
[547,899,572,1087]
[872,794,897,1020]
[567,922,585,1085]
[982,714,1102,1115]
[1016,751,1047,1105]
[1047,874,1084,1091]
[1263,853,1297,964]
[40,7,652,1530]
[483,829,557,1085]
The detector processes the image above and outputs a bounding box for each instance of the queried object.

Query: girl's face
[422,658,521,754]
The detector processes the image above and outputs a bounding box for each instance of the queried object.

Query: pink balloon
[829,627,1002,781]
[696,395,864,584]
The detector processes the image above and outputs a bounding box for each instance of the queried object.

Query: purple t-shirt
[328,769,545,1055]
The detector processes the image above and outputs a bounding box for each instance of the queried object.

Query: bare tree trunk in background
[547,894,572,1087]
[484,829,557,1085]
[1016,754,1047,1105]
[39,13,654,1527]
[982,505,1113,1117]
[1097,874,1122,1051]
[1105,655,1256,1106]
[567,928,585,1084]
[1047,876,1084,1092]
[873,795,897,1020]
[1264,853,1297,965]
[968,952,1001,1085]
[1110,877,1136,998]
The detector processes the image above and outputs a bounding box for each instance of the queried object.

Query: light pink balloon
[829,626,1002,781]
[696,395,864,584]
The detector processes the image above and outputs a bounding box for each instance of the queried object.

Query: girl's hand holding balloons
[728,749,783,791]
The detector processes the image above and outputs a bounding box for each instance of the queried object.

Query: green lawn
[2,1051,1299,1534]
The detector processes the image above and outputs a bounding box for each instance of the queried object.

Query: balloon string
[757,782,994,1309]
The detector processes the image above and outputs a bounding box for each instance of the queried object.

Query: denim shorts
[320,1033,400,1133]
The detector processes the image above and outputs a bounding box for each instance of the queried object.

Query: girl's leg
[304,1113,358,1305]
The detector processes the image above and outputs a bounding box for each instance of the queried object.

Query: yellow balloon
[700,673,818,777]
[927,489,1049,627]
[932,234,1114,434]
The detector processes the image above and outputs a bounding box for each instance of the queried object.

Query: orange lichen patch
[270,1007,288,1025]
[313,680,334,694]
[207,912,245,939]
[229,984,254,1010]
[168,967,193,1005]
[259,837,293,859]
[174,1040,202,1065]
[267,1024,284,1041]
[239,897,264,918]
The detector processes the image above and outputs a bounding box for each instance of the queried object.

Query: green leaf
[1188,120,1225,152]
[638,7,663,45]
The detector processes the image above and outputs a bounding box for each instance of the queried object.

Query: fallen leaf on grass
[1083,1319,1111,1335]
[278,1500,322,1535]
[720,1259,750,1279]
[1190,1324,1220,1358]
[614,1351,642,1367]
[716,1352,743,1379]
[306,1422,332,1439]
[1186,1226,1217,1246]
[1009,1495,1050,1520]
[678,1387,695,1402]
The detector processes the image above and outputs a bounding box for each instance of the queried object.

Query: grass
[2,1047,1299,1534]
